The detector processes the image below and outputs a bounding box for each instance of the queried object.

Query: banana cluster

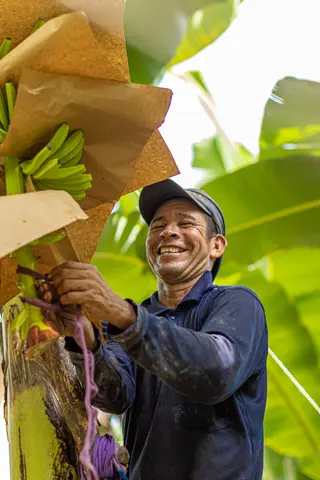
[21,124,91,201]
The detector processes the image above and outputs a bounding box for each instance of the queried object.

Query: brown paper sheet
[0,0,129,81]
[122,130,179,195]
[0,190,87,259]
[1,69,173,209]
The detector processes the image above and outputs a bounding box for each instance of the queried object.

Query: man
[48,179,268,480]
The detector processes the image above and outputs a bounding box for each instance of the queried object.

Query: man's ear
[210,234,227,261]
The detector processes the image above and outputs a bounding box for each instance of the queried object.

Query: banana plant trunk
[1,295,88,480]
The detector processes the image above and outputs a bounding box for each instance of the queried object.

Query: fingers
[54,279,89,297]
[49,261,92,280]
[60,291,89,306]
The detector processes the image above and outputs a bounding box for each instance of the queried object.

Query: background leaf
[260,77,320,161]
[125,0,240,84]
[201,156,320,267]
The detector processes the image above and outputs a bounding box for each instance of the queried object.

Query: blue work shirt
[68,270,268,480]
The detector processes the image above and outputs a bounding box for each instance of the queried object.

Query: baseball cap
[139,179,226,279]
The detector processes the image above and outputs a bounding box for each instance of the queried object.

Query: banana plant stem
[4,157,37,298]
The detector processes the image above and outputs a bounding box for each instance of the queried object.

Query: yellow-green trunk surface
[2,296,88,480]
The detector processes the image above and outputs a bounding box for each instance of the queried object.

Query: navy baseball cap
[139,179,226,279]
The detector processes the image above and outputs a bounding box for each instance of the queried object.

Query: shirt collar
[143,270,214,315]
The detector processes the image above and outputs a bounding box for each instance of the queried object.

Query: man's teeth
[160,247,184,254]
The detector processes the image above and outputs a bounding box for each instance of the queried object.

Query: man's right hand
[37,281,98,352]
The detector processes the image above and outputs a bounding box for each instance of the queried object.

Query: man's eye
[151,224,164,230]
[179,222,192,227]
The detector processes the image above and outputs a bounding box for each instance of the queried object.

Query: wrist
[114,299,137,330]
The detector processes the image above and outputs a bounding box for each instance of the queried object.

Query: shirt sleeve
[108,287,268,404]
[66,327,136,414]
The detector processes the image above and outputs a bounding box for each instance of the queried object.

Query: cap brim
[139,179,196,225]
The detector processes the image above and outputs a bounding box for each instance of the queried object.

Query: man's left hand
[48,262,137,330]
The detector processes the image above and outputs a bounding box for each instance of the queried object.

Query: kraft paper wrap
[0,0,129,82]
[0,0,179,304]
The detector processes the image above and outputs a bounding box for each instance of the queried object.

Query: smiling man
[49,179,268,480]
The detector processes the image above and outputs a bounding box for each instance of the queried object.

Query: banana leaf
[260,77,320,161]
[224,270,320,479]
[263,447,312,480]
[200,155,320,268]
[125,0,241,84]
[192,133,255,178]
[267,248,320,366]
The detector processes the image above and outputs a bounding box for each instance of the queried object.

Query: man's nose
[160,224,179,239]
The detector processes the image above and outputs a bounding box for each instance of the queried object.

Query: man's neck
[157,273,204,309]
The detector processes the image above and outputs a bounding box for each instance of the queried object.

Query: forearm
[108,305,239,404]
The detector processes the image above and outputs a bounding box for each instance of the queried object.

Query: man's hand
[48,262,137,331]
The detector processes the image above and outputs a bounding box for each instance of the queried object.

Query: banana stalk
[1,297,87,480]
[2,159,87,479]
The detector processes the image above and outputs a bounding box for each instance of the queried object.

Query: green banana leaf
[260,77,320,161]
[200,155,320,268]
[192,133,255,178]
[263,448,312,480]
[223,270,320,479]
[267,248,320,366]
[168,0,242,67]
[124,0,241,84]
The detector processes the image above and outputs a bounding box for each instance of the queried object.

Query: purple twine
[89,435,123,479]
[20,296,61,313]
[75,307,100,480]
[17,265,50,281]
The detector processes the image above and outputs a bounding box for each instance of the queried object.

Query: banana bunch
[0,81,91,200]
[21,124,92,201]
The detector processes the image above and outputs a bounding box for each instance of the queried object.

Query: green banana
[53,130,83,160]
[59,136,84,164]
[30,229,66,246]
[31,19,45,33]
[22,123,69,176]
[0,37,12,58]
[33,158,59,180]
[5,82,16,121]
[0,87,9,130]
[40,163,85,180]
[61,150,83,168]
[71,191,86,201]
[36,180,91,192]
[35,172,91,185]
[49,173,92,185]
[0,127,6,142]
[20,159,33,174]
[34,179,90,200]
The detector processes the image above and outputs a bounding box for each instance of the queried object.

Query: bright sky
[159,0,320,187]
[1,0,320,477]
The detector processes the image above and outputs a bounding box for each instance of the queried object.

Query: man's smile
[157,245,187,256]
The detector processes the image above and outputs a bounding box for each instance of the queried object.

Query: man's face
[146,199,226,284]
